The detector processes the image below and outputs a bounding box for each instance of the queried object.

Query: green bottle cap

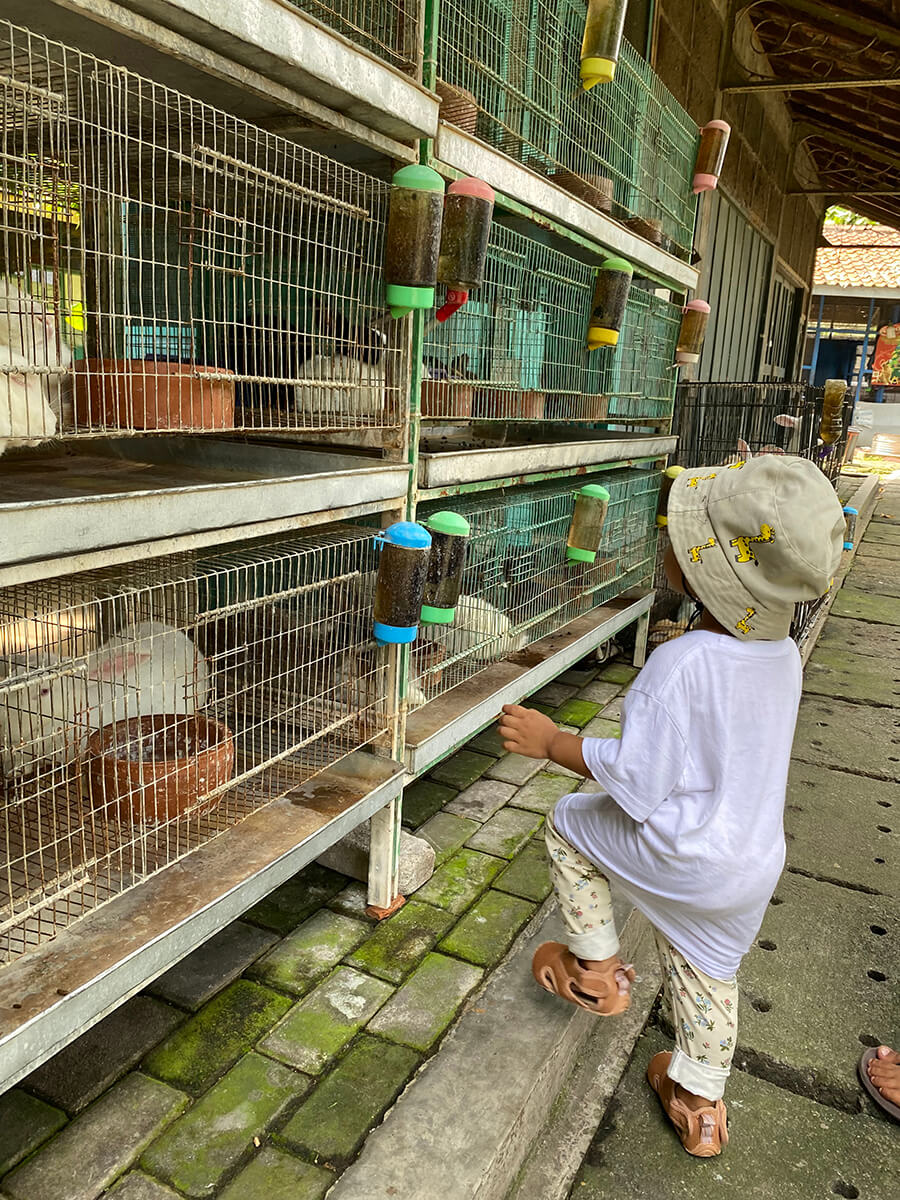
[578,484,611,501]
[386,283,435,319]
[425,511,471,537]
[421,603,456,624]
[599,256,633,277]
[392,164,446,193]
[566,546,598,563]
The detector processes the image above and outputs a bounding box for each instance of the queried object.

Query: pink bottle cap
[702,120,731,133]
[684,300,711,313]
[693,173,718,194]
[448,177,495,202]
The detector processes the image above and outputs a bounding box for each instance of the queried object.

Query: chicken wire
[411,468,660,705]
[0,18,406,449]
[287,1,421,73]
[435,2,698,258]
[422,222,680,423]
[0,524,395,962]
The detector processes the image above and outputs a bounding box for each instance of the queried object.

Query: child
[499,455,844,1157]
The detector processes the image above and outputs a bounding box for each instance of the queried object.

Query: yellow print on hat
[726,461,746,471]
[687,536,717,563]
[686,473,717,488]
[729,524,775,565]
[735,608,756,634]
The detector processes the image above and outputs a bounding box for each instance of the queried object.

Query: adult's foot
[866,1045,900,1108]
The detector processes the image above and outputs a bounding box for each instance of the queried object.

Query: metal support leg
[366,794,404,917]
[632,610,651,669]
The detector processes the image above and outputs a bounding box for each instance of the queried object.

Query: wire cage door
[0,17,408,450]
[411,468,660,706]
[0,524,397,963]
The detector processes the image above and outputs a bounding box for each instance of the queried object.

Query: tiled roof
[815,223,900,291]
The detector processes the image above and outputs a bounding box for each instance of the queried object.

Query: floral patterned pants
[545,814,738,1101]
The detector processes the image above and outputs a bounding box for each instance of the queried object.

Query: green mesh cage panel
[285,1,420,72]
[422,223,680,422]
[412,468,660,702]
[435,2,699,258]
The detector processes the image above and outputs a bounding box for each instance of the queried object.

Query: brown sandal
[647,1051,729,1157]
[531,941,635,1015]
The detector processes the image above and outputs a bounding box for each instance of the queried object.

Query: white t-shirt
[553,630,802,980]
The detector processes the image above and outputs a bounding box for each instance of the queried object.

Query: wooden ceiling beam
[723,76,900,92]
[768,0,900,49]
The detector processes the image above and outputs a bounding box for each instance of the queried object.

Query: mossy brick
[401,779,456,829]
[816,614,900,661]
[428,750,494,789]
[493,840,553,903]
[558,664,597,686]
[417,811,480,866]
[0,1090,66,1176]
[445,778,516,820]
[218,1148,333,1200]
[259,967,393,1074]
[106,1173,181,1199]
[439,891,536,968]
[803,646,900,708]
[581,715,622,739]
[467,723,507,757]
[367,953,483,1052]
[142,979,291,1096]
[510,772,576,816]
[149,921,277,1012]
[248,911,370,996]
[243,864,347,935]
[24,995,184,1115]
[600,694,625,719]
[277,1037,419,1166]
[466,806,543,857]
[344,899,455,983]
[597,662,639,684]
[522,700,554,715]
[484,753,545,786]
[847,560,900,598]
[576,680,619,704]
[141,1053,304,1199]
[862,520,900,542]
[326,881,377,921]
[550,698,601,727]
[532,682,578,706]
[831,586,900,626]
[415,849,505,915]
[3,1074,187,1200]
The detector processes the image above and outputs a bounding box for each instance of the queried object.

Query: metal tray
[417,434,677,488]
[0,438,410,569]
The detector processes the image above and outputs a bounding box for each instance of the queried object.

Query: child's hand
[499,704,559,759]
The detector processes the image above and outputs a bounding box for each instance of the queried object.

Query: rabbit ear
[87,646,150,681]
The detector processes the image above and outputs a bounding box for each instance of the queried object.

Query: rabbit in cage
[427,594,527,663]
[0,279,72,453]
[0,621,209,773]
[294,310,387,421]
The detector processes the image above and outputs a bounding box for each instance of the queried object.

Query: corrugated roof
[815,224,900,291]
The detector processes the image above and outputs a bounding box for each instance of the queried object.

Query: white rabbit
[426,594,527,663]
[0,280,72,454]
[81,620,209,735]
[294,312,387,421]
[0,650,82,775]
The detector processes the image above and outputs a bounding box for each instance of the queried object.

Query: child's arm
[498,704,587,776]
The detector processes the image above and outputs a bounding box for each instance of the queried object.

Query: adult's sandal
[531,941,634,1015]
[647,1051,729,1157]
[859,1046,900,1122]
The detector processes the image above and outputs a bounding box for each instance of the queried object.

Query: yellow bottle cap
[587,326,620,350]
[581,57,616,89]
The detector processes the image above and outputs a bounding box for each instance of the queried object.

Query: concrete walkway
[571,476,900,1199]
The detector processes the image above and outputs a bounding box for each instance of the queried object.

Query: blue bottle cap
[373,621,418,645]
[377,521,432,550]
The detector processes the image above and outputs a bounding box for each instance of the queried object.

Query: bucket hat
[666,456,845,641]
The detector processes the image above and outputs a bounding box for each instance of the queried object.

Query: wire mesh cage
[435,2,699,258]
[411,468,660,705]
[0,19,407,449]
[0,524,396,963]
[671,381,852,478]
[286,1,421,73]
[422,222,681,423]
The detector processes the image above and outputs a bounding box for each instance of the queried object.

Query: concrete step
[328,897,661,1200]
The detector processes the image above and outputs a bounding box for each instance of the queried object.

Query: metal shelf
[433,125,699,293]
[404,594,651,779]
[0,751,404,1094]
[417,435,676,491]
[0,440,409,587]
